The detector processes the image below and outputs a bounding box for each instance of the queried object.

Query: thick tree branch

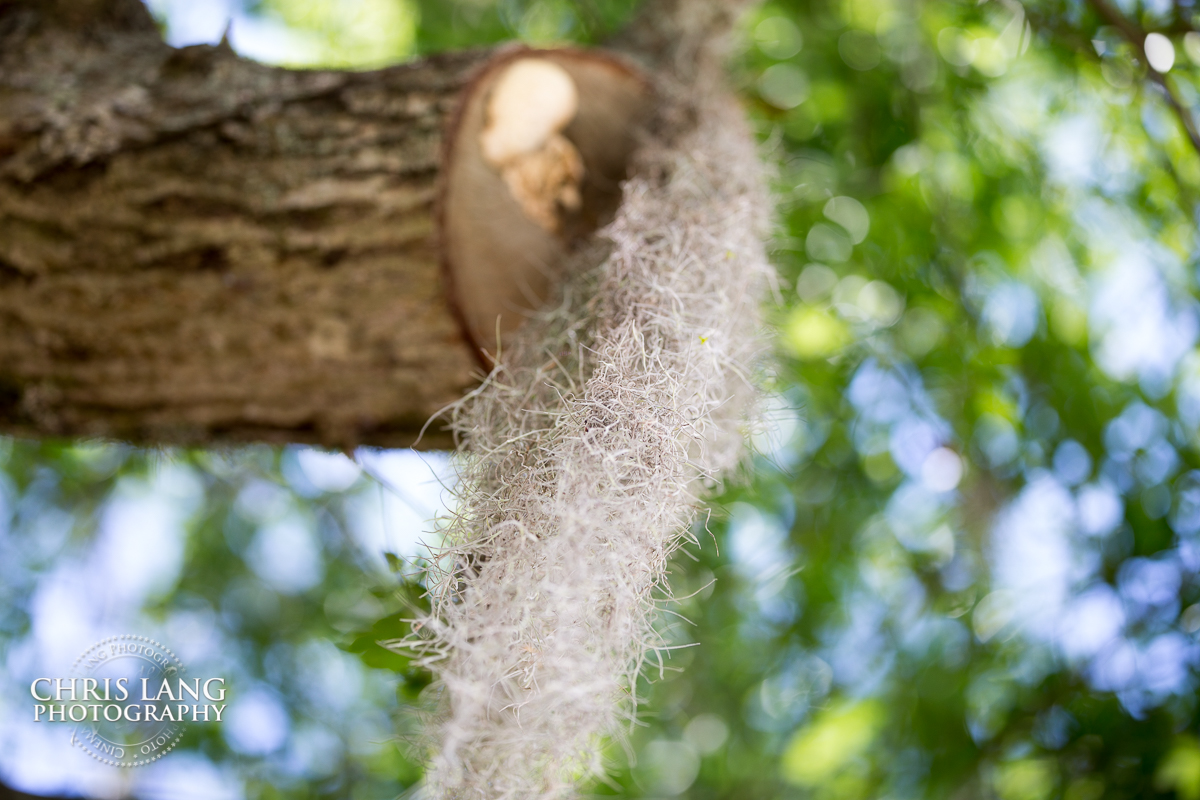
[0,0,156,33]
[0,5,501,448]
[0,0,751,450]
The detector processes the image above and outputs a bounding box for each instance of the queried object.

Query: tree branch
[0,3,665,449]
[1084,0,1200,157]
[0,0,749,450]
[0,6,498,448]
[0,0,156,35]
[1025,4,1200,214]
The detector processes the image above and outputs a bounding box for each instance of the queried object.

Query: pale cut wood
[440,50,652,358]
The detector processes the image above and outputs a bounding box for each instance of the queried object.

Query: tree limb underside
[0,0,749,450]
[0,0,492,448]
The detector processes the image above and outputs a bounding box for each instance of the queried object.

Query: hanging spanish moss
[409,6,774,797]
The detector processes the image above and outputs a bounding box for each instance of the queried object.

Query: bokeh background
[4,0,1200,798]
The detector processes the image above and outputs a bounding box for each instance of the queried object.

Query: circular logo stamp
[31,634,227,767]
[69,635,187,767]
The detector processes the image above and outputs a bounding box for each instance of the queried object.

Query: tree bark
[0,1,498,449]
[0,0,745,450]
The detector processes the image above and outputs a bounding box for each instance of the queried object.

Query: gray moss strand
[412,82,773,799]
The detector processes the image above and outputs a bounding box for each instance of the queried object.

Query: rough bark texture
[0,0,492,448]
[0,0,748,451]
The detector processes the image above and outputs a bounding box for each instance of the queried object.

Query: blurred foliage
[609,0,1200,795]
[250,0,418,66]
[0,444,437,798]
[8,0,1200,798]
[409,0,640,52]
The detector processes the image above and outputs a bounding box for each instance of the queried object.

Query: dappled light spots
[759,63,810,109]
[838,30,881,71]
[755,16,803,59]
[785,306,849,358]
[1145,33,1176,73]
[781,700,884,786]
